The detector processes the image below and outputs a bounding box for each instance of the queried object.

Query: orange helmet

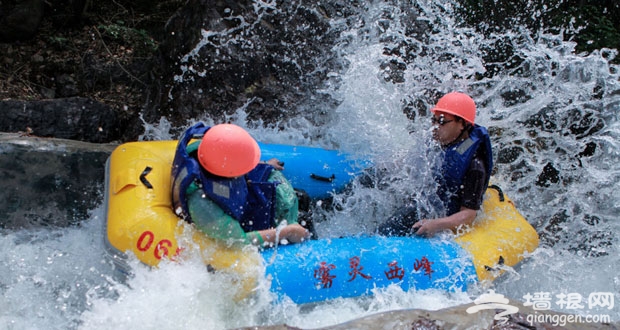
[431,92,476,124]
[197,124,261,178]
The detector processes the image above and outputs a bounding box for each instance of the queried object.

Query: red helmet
[431,92,476,124]
[198,124,261,178]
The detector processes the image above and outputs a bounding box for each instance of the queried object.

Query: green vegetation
[97,22,158,57]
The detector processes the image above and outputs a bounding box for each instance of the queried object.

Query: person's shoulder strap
[171,123,211,221]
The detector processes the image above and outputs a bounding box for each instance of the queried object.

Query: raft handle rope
[488,184,505,202]
[310,173,335,183]
[140,166,154,189]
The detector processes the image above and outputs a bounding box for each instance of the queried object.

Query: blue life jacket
[436,125,493,215]
[171,123,279,232]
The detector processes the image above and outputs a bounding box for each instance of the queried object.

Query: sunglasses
[431,114,453,126]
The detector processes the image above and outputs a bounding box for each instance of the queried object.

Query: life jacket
[436,125,493,215]
[171,123,279,232]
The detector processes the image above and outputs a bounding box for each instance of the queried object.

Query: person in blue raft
[171,123,310,248]
[377,92,493,237]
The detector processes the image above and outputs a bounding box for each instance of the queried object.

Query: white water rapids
[2,1,619,329]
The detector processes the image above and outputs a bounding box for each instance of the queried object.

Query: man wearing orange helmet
[378,92,493,237]
[171,123,310,247]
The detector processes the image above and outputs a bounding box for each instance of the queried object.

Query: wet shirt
[458,152,488,211]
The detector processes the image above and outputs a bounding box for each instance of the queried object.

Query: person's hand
[279,224,310,243]
[412,219,439,237]
[265,158,284,170]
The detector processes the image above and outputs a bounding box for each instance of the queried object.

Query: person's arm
[251,160,309,244]
[264,158,284,170]
[257,225,309,245]
[412,207,477,236]
[259,167,310,244]
[188,188,309,246]
[413,155,487,236]
[269,170,299,225]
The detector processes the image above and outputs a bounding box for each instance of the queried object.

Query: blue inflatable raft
[263,236,476,304]
[260,183,539,304]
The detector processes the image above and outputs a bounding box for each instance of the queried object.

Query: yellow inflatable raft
[104,141,262,293]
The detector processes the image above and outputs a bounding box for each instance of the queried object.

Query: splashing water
[1,1,619,329]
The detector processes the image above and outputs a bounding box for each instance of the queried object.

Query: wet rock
[237,299,619,329]
[522,106,559,133]
[0,97,125,143]
[569,230,613,257]
[500,88,532,107]
[578,142,597,158]
[497,145,523,164]
[144,0,361,129]
[0,133,115,229]
[536,162,560,187]
[539,209,568,244]
[565,109,605,139]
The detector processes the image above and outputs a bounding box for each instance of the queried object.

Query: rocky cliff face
[1,0,440,142]
[1,0,161,141]
[3,1,615,143]
[144,0,359,130]
[1,0,368,141]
